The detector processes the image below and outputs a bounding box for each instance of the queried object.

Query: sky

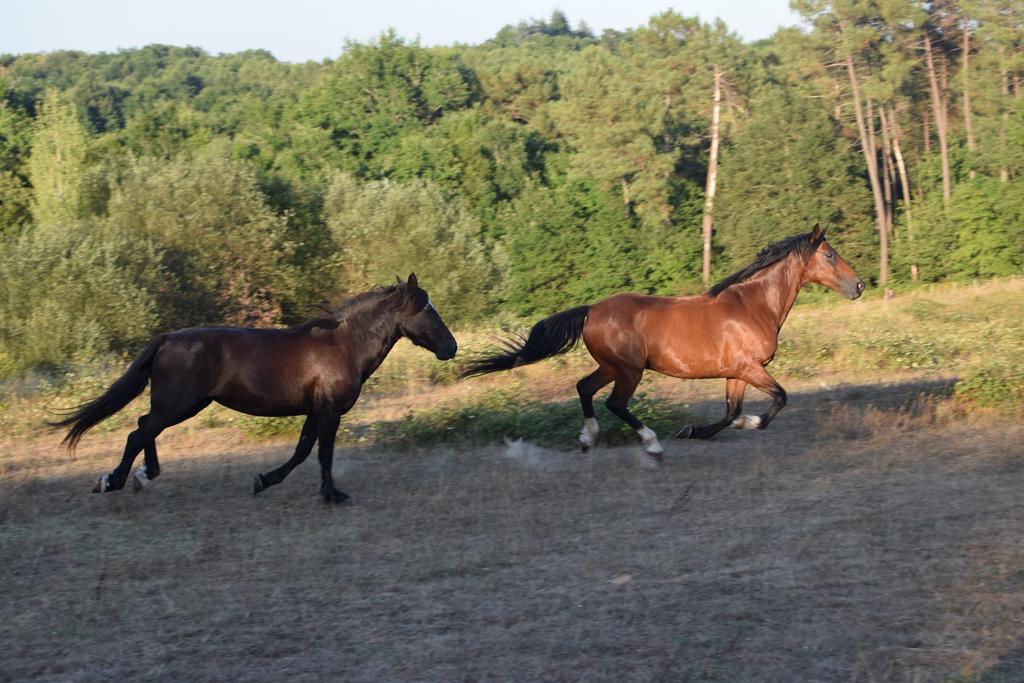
[3,1,805,63]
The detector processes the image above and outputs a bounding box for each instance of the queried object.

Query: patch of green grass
[956,363,1024,414]
[361,388,691,449]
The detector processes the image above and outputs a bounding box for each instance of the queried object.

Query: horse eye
[826,251,834,260]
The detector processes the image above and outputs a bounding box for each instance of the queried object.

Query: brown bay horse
[53,274,457,503]
[463,225,864,458]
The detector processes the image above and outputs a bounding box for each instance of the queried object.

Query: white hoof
[732,415,762,430]
[93,474,111,493]
[637,426,664,456]
[579,418,599,450]
[132,466,151,493]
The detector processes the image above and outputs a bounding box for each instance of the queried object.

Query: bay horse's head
[396,273,458,360]
[802,224,865,300]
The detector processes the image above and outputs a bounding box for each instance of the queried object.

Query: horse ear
[407,273,418,290]
[406,287,428,314]
[395,275,403,285]
[809,223,821,242]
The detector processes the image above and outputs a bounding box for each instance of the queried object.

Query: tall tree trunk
[924,31,952,203]
[963,25,976,178]
[701,68,722,287]
[878,103,897,236]
[923,106,931,155]
[1000,70,1010,182]
[885,106,918,280]
[845,54,888,287]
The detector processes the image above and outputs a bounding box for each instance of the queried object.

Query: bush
[0,223,159,375]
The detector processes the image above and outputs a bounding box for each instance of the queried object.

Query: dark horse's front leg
[316,413,351,505]
[253,415,318,495]
[676,379,746,440]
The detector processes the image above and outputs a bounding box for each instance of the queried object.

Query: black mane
[708,231,819,297]
[330,284,403,322]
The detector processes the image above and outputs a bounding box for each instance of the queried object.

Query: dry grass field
[3,370,1024,682]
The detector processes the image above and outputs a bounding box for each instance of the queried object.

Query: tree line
[0,5,1021,377]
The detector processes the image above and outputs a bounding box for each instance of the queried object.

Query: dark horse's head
[397,273,458,360]
[802,224,865,300]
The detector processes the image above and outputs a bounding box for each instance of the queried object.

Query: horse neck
[734,255,806,329]
[335,300,404,380]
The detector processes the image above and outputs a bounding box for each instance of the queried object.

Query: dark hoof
[675,425,695,439]
[252,474,266,496]
[323,489,352,505]
[579,442,590,453]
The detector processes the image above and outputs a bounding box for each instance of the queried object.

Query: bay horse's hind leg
[677,379,747,440]
[576,368,613,451]
[252,414,318,495]
[605,369,664,460]
[733,366,787,431]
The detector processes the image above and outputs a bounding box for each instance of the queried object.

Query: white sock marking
[579,418,599,447]
[732,415,762,430]
[133,465,150,489]
[637,425,664,454]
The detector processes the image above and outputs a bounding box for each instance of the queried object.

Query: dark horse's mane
[288,284,404,334]
[707,231,820,297]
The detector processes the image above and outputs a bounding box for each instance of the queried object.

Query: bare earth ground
[2,376,1024,682]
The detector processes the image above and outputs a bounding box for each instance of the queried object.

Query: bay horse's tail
[462,305,590,377]
[50,335,167,450]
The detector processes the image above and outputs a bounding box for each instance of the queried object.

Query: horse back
[585,291,772,378]
[150,326,359,415]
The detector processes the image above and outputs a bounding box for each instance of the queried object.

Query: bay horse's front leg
[316,413,351,505]
[676,379,746,440]
[733,366,787,430]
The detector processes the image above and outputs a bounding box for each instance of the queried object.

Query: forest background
[1,2,1022,378]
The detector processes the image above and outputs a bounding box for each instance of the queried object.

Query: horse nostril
[856,281,865,293]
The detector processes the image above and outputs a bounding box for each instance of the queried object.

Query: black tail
[462,306,590,378]
[49,335,167,450]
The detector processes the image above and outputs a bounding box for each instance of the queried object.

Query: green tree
[27,89,89,227]
[714,86,875,278]
[324,173,498,323]
[103,143,305,327]
[300,32,478,178]
[0,223,160,374]
[0,84,33,233]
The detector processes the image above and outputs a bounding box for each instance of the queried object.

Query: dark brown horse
[463,225,863,458]
[53,274,457,503]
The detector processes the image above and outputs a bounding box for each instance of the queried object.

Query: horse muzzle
[846,279,865,300]
[435,343,458,361]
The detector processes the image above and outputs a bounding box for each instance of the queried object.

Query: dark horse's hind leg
[95,400,210,493]
[576,368,613,451]
[676,379,746,440]
[252,415,318,495]
[130,415,161,492]
[316,413,351,505]
[604,369,664,460]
